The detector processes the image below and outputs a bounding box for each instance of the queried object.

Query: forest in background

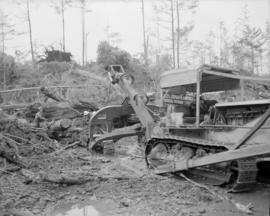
[0,0,270,106]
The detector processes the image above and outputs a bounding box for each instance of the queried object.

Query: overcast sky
[0,0,269,62]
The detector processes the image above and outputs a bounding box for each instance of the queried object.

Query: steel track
[145,135,258,192]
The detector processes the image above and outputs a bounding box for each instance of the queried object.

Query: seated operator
[189,96,217,120]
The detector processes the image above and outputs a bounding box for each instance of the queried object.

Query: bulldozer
[89,64,270,192]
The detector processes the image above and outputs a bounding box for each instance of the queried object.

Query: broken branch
[178,173,253,214]
[50,141,81,156]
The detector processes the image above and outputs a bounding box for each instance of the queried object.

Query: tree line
[144,1,270,75]
[0,0,89,65]
[0,0,270,92]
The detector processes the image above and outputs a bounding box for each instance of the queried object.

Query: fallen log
[40,86,98,112]
[1,90,98,124]
[40,86,66,102]
[72,99,98,112]
[50,141,81,155]
[40,85,98,115]
[42,173,92,185]
[37,103,82,121]
[20,169,94,185]
[0,141,29,168]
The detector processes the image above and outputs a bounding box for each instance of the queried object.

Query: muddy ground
[0,138,269,216]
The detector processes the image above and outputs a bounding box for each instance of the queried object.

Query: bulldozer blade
[90,128,144,150]
[155,143,270,174]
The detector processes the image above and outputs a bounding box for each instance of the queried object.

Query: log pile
[0,86,99,174]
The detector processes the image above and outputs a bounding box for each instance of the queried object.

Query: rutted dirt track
[0,138,269,216]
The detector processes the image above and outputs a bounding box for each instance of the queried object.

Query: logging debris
[0,86,98,170]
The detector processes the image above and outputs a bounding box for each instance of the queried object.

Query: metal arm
[107,65,155,139]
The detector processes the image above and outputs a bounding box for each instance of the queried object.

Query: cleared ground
[0,138,269,216]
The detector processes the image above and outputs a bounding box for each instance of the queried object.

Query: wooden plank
[155,143,270,174]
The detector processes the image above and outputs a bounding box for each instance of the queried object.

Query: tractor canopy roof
[160,64,270,93]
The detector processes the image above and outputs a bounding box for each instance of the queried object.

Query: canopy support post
[240,79,244,101]
[196,70,201,127]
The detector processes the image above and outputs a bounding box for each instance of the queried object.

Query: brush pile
[0,86,98,185]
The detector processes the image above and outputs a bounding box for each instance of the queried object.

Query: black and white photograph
[0,0,270,215]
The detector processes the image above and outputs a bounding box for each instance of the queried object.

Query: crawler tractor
[89,64,270,192]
